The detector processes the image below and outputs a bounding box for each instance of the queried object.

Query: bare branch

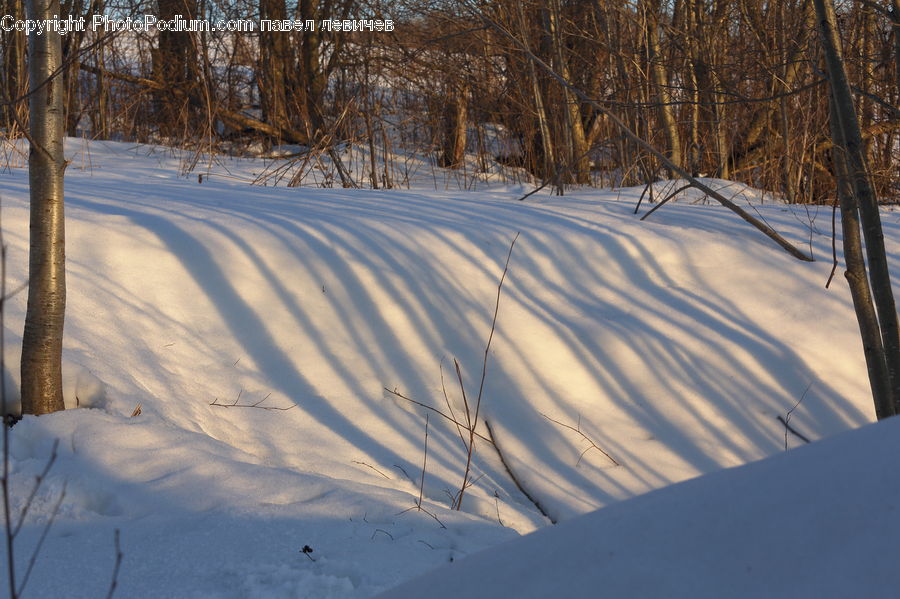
[542,413,620,467]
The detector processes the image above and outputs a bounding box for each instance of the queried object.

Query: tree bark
[829,94,893,419]
[22,0,67,415]
[0,0,26,131]
[258,0,291,137]
[298,0,326,137]
[643,0,682,173]
[815,0,900,417]
[544,0,590,183]
[153,0,198,137]
[892,0,900,95]
[440,87,468,169]
[516,1,556,181]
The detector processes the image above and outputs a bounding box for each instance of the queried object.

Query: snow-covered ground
[0,139,890,597]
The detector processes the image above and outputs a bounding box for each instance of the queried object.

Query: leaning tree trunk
[815,0,900,418]
[21,0,67,415]
[828,94,893,419]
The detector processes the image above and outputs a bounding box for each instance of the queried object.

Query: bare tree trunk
[153,0,198,137]
[778,0,796,203]
[440,86,468,169]
[829,94,892,419]
[298,0,327,137]
[480,8,813,260]
[731,0,813,173]
[0,0,26,131]
[22,0,66,415]
[815,0,900,417]
[544,0,589,183]
[891,0,900,107]
[643,0,682,173]
[516,2,556,181]
[258,0,290,137]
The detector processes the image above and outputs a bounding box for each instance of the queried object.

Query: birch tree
[21,0,67,414]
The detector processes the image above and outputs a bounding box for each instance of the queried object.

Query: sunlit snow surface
[0,140,889,597]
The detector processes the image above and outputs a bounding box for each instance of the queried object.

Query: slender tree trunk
[517,2,556,181]
[440,86,468,169]
[829,94,892,419]
[299,0,326,137]
[732,0,813,172]
[892,0,900,96]
[22,0,67,415]
[778,1,796,203]
[815,0,900,417]
[153,0,197,137]
[643,0,682,173]
[258,0,290,138]
[61,0,84,137]
[544,0,589,183]
[1,0,26,131]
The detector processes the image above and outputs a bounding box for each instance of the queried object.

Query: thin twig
[826,197,839,288]
[542,413,620,467]
[371,529,394,541]
[777,415,811,446]
[398,504,447,529]
[780,383,813,449]
[417,415,429,508]
[440,362,467,447]
[383,387,492,444]
[456,233,519,511]
[351,461,390,479]
[209,392,295,411]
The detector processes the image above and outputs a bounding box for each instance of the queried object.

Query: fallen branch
[639,183,693,222]
[79,63,312,145]
[484,420,554,524]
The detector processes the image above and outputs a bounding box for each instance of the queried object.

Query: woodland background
[2,0,897,202]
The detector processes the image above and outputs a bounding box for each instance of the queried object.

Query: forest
[2,0,897,200]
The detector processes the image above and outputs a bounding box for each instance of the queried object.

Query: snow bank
[0,139,886,596]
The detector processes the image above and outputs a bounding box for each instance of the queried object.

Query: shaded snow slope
[0,140,886,596]
[378,416,900,599]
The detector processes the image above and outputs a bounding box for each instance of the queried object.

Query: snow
[378,416,900,599]
[0,139,891,597]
